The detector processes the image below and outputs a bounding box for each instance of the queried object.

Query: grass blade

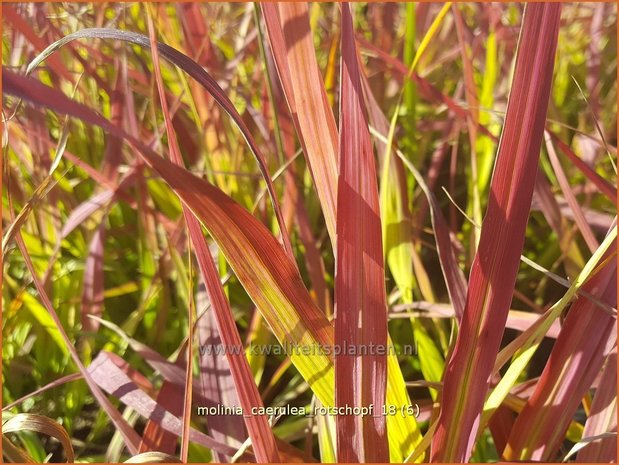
[430,4,562,461]
[577,350,617,462]
[261,3,339,247]
[125,451,182,463]
[368,128,468,319]
[196,292,247,459]
[453,4,482,247]
[3,153,143,454]
[2,433,36,463]
[480,225,617,451]
[4,5,72,82]
[363,75,447,398]
[335,4,388,461]
[8,63,426,463]
[6,60,426,462]
[549,132,617,205]
[545,131,599,252]
[138,379,184,455]
[359,35,617,206]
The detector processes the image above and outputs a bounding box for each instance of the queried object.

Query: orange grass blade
[261,3,339,247]
[138,377,184,454]
[334,4,388,461]
[429,4,562,461]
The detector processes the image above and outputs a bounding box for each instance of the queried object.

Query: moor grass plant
[2,2,617,463]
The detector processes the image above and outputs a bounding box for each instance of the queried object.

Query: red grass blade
[146,15,280,461]
[185,215,283,462]
[503,236,617,461]
[549,132,617,205]
[61,190,114,238]
[144,16,193,460]
[533,171,564,237]
[453,4,482,242]
[92,316,219,406]
[429,4,562,461]
[176,3,217,68]
[359,65,467,321]
[261,3,339,247]
[391,302,562,338]
[100,69,124,183]
[386,143,468,320]
[5,62,331,367]
[334,4,388,461]
[577,349,617,462]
